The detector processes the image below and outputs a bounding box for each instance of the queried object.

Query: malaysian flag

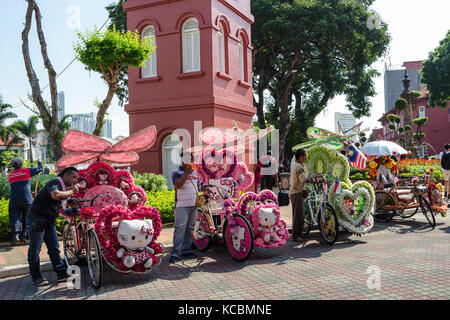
[348,145,367,170]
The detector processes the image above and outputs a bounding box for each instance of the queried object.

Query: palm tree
[0,95,19,148]
[11,116,40,162]
[56,114,73,145]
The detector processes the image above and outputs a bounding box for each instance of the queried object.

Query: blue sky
[0,0,449,137]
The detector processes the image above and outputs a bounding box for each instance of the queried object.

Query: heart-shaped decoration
[94,204,162,273]
[330,181,375,233]
[238,190,279,217]
[200,149,237,179]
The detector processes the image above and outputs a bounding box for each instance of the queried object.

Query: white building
[70,112,112,139]
[335,112,356,134]
[57,91,65,121]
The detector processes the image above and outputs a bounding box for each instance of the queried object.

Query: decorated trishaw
[57,127,163,289]
[192,148,290,261]
[365,148,440,227]
[190,123,290,261]
[292,128,375,239]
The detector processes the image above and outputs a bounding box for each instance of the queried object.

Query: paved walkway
[0,210,448,300]
[0,206,293,271]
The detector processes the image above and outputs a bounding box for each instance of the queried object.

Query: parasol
[359,140,408,156]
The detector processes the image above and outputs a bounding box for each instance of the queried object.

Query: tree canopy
[421,30,450,108]
[74,27,154,136]
[252,0,390,157]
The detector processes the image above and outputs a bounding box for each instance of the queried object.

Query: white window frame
[218,25,225,74]
[182,18,201,73]
[239,37,245,81]
[418,106,425,118]
[141,26,157,78]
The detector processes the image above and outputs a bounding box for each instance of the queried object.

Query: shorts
[443,169,450,181]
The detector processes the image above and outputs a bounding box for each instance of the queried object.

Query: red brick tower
[124,0,255,185]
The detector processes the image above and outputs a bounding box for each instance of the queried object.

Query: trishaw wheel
[87,229,103,289]
[319,204,339,245]
[62,221,78,265]
[192,210,210,251]
[419,196,436,228]
[223,214,254,262]
[373,191,395,223]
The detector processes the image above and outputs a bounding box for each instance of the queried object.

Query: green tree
[421,31,450,108]
[0,95,21,148]
[55,114,73,147]
[252,0,390,157]
[11,116,40,162]
[412,117,428,147]
[74,27,154,136]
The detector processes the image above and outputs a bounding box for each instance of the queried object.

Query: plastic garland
[238,192,260,217]
[231,163,254,190]
[85,162,118,186]
[223,198,238,233]
[307,146,330,175]
[367,156,398,180]
[116,170,134,193]
[337,187,371,226]
[305,145,374,234]
[200,149,237,179]
[127,185,148,210]
[80,207,96,220]
[94,204,162,272]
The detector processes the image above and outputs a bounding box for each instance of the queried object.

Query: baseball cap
[11,157,22,167]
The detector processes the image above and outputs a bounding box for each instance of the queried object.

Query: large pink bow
[56,126,157,170]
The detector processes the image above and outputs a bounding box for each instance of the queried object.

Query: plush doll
[116,219,155,269]
[256,207,280,243]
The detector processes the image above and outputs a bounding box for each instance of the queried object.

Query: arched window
[182,18,200,73]
[238,35,246,81]
[141,26,157,78]
[218,24,225,74]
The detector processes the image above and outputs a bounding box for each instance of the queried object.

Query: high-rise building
[384,61,423,113]
[57,91,65,121]
[335,112,356,134]
[70,112,112,139]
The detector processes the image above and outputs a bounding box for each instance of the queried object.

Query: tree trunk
[29,138,33,163]
[22,0,60,160]
[93,83,117,136]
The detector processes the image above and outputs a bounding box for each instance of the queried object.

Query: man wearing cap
[8,158,42,242]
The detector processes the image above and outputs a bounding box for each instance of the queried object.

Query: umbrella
[360,141,408,156]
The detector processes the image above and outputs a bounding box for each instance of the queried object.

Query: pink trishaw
[192,149,290,261]
[58,127,164,289]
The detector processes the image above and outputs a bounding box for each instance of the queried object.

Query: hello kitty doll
[116,219,155,269]
[257,207,280,243]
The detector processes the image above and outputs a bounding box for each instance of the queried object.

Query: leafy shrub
[0,198,66,241]
[145,190,175,224]
[0,174,58,199]
[133,172,168,193]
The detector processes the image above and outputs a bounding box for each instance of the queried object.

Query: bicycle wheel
[62,221,78,265]
[373,191,395,223]
[86,229,103,289]
[192,210,210,251]
[301,205,312,237]
[318,203,339,245]
[223,214,254,262]
[419,196,436,228]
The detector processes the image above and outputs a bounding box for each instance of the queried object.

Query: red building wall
[124,0,256,174]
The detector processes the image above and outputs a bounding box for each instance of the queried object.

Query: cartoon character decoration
[292,127,375,235]
[239,190,289,248]
[196,149,254,198]
[231,225,248,253]
[117,219,155,269]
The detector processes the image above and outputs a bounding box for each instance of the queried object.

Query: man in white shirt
[439,144,450,199]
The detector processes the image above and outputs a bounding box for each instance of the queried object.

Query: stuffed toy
[255,207,281,244]
[116,219,155,269]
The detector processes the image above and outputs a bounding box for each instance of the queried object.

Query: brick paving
[0,211,448,300]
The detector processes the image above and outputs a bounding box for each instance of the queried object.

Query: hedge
[0,189,176,241]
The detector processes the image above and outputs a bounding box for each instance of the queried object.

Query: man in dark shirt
[8,157,42,242]
[27,166,79,286]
